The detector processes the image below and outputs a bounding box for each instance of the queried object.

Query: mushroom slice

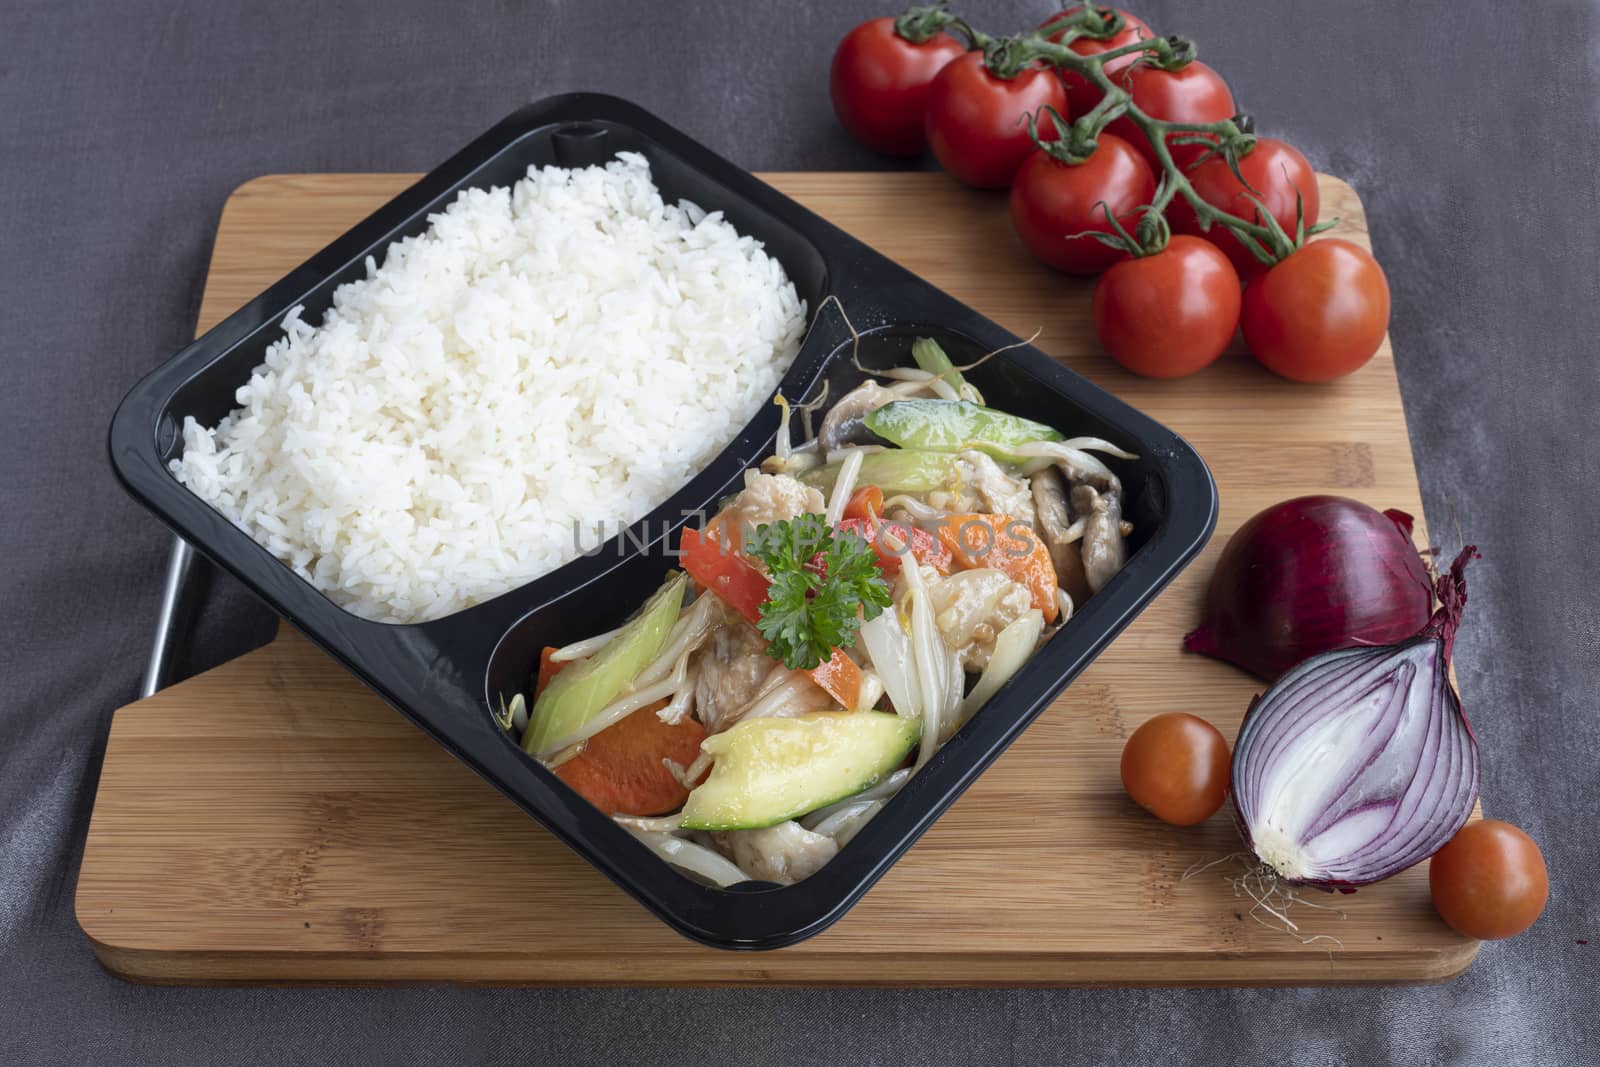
[1072,484,1128,593]
[1030,466,1091,604]
[817,381,898,456]
[816,378,942,457]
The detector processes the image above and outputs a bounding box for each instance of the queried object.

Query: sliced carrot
[811,647,863,710]
[554,699,707,816]
[938,513,1059,623]
[842,484,884,523]
[535,646,568,697]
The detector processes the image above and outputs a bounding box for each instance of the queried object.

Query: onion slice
[1231,547,1480,889]
[626,829,749,888]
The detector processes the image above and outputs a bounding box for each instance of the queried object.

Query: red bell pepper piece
[834,517,951,576]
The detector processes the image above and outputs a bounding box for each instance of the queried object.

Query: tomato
[1241,239,1390,382]
[1429,820,1549,940]
[1168,138,1320,278]
[1120,713,1230,825]
[1092,236,1241,378]
[1039,6,1156,118]
[830,18,967,156]
[1009,133,1155,273]
[1105,60,1236,171]
[925,52,1070,189]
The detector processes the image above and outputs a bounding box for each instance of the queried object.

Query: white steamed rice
[171,153,806,623]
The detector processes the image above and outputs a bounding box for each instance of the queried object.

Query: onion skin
[1184,495,1434,681]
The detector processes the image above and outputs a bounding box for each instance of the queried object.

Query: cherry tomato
[925,52,1070,189]
[830,18,968,156]
[1105,60,1235,171]
[1092,236,1241,378]
[1039,6,1156,118]
[1167,138,1319,278]
[1008,133,1155,273]
[1429,820,1549,940]
[1120,712,1230,825]
[1241,239,1390,382]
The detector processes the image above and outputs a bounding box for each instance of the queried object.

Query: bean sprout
[825,447,866,526]
[1008,440,1123,489]
[664,749,713,790]
[807,800,885,846]
[773,394,793,460]
[615,815,682,832]
[544,741,585,770]
[1058,436,1138,460]
[899,562,951,768]
[869,366,961,401]
[882,494,955,527]
[550,625,622,662]
[634,594,719,689]
[655,670,697,725]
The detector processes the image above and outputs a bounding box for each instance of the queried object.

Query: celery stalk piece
[799,449,962,495]
[522,572,687,756]
[910,338,972,398]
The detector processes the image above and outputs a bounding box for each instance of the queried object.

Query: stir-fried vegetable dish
[502,340,1135,886]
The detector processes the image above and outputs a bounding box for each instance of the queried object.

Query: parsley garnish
[746,514,893,671]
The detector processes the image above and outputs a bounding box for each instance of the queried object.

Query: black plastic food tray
[108,94,1218,950]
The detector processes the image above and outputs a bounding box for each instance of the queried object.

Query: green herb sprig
[746,514,892,671]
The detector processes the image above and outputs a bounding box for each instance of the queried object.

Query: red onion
[1231,547,1479,890]
[1185,495,1434,681]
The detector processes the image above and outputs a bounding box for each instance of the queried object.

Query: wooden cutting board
[78,172,1478,986]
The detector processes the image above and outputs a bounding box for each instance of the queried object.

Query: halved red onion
[1231,547,1480,890]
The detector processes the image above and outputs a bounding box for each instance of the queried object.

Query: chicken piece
[723,471,824,548]
[1031,465,1090,605]
[691,611,778,734]
[715,821,839,885]
[926,567,1033,671]
[817,381,899,456]
[925,450,1033,520]
[1072,484,1127,593]
[732,669,835,723]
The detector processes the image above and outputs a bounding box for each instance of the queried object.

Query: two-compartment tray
[107,95,1216,949]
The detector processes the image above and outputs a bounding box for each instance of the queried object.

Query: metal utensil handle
[141,535,201,697]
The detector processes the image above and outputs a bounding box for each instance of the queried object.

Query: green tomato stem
[917,4,1300,261]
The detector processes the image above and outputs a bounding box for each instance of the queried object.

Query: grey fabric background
[2,1,1596,1063]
